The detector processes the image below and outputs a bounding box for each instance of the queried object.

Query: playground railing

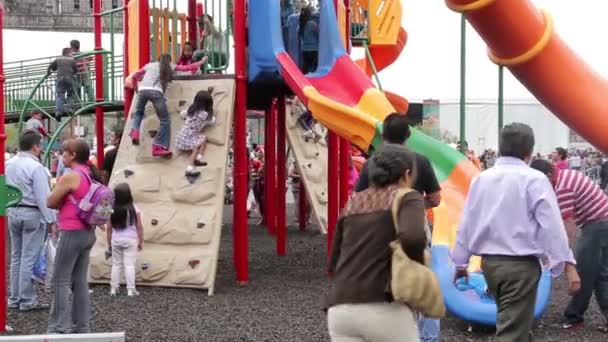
[350,0,368,46]
[4,53,123,117]
[149,0,231,72]
[14,51,123,130]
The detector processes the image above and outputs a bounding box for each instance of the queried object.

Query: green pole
[459,14,466,154]
[363,40,383,92]
[152,0,157,60]
[498,65,504,137]
[110,13,115,101]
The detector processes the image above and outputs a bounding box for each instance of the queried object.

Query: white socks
[186,165,194,172]
[196,154,204,162]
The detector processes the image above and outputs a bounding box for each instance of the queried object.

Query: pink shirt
[58,165,91,231]
[554,160,569,170]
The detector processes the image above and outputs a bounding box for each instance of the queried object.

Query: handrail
[16,50,115,132]
[362,40,383,91]
[42,101,115,167]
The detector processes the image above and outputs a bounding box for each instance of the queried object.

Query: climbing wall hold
[188,259,200,269]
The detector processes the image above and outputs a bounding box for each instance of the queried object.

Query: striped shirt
[554,169,608,226]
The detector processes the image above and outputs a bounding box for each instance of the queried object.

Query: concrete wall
[4,0,124,32]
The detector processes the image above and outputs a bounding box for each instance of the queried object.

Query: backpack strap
[390,187,414,236]
[68,167,94,205]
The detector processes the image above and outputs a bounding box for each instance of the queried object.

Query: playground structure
[1,0,608,333]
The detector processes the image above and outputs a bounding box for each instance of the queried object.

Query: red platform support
[276,96,287,255]
[0,4,7,332]
[93,0,104,168]
[123,0,133,117]
[233,0,249,283]
[188,0,198,44]
[339,0,352,210]
[264,99,277,235]
[327,0,341,263]
[138,0,151,67]
[298,182,308,230]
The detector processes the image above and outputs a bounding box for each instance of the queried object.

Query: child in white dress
[176,87,216,178]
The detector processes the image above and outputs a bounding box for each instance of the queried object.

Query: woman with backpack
[46,138,107,334]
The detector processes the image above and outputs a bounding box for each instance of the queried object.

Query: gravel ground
[3,205,608,341]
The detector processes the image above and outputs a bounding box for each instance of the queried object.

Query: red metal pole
[327,0,341,264]
[298,181,308,230]
[139,0,151,67]
[339,0,352,210]
[265,99,277,235]
[123,0,133,118]
[327,133,339,261]
[0,4,7,332]
[188,0,197,44]
[233,0,249,283]
[94,0,104,168]
[276,96,287,255]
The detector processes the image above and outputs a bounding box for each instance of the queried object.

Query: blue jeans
[131,89,171,149]
[8,208,46,310]
[55,77,75,116]
[418,315,440,342]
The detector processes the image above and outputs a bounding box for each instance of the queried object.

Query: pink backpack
[69,168,115,226]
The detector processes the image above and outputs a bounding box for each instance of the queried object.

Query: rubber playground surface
[3,207,607,341]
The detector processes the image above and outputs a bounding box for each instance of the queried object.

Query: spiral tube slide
[446,0,608,152]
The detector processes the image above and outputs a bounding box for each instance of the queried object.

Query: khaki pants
[482,256,541,342]
[328,302,419,342]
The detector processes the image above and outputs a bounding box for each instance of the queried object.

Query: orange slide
[447,0,608,152]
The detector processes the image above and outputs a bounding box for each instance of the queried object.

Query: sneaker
[563,320,584,330]
[127,289,139,297]
[130,128,140,145]
[19,303,50,312]
[185,170,201,177]
[8,303,18,310]
[110,288,118,296]
[194,159,208,167]
[152,145,172,158]
[598,324,608,333]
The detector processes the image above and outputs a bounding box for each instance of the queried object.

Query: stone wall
[4,0,124,32]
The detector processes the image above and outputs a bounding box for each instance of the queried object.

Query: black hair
[64,138,103,182]
[110,183,137,230]
[181,42,193,57]
[19,129,42,151]
[70,40,80,51]
[368,144,416,188]
[159,53,173,93]
[382,112,411,144]
[62,48,72,56]
[555,147,568,160]
[530,159,554,177]
[498,123,535,160]
[299,5,313,37]
[187,87,214,119]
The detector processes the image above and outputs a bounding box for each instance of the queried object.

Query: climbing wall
[89,77,235,295]
[286,102,328,233]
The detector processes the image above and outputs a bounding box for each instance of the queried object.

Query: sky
[3,0,608,102]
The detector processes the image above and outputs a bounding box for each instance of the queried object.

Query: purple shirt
[451,157,575,277]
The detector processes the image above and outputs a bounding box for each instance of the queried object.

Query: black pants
[482,255,541,342]
[301,51,318,74]
[565,219,608,324]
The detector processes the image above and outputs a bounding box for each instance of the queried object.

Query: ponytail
[159,54,173,93]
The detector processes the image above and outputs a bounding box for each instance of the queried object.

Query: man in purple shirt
[451,123,580,341]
